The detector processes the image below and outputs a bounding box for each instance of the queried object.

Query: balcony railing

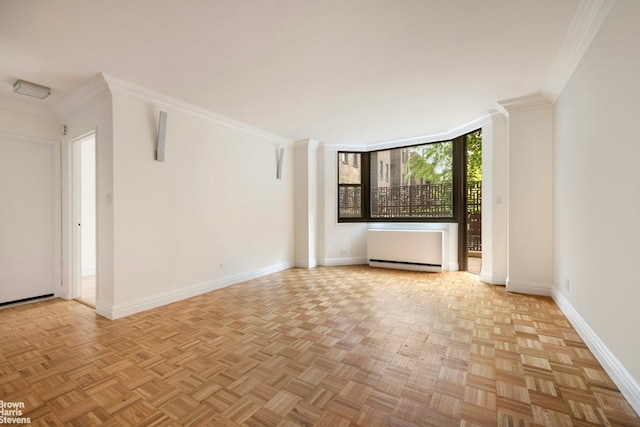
[371,183,453,218]
[467,181,481,252]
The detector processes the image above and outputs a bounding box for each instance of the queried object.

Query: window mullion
[362,152,370,220]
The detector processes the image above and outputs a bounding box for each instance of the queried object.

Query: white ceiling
[0,0,582,144]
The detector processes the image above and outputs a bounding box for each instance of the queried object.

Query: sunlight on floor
[467,255,481,275]
[78,275,96,307]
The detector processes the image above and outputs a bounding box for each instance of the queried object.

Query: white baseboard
[294,259,318,269]
[479,270,507,285]
[445,262,459,272]
[369,261,441,273]
[320,258,453,271]
[95,301,113,319]
[506,278,552,296]
[551,287,640,417]
[55,290,70,300]
[320,257,367,267]
[98,261,294,320]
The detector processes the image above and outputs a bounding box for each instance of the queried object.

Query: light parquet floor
[0,266,638,426]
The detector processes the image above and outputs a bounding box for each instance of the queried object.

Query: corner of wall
[53,73,112,120]
[479,270,506,286]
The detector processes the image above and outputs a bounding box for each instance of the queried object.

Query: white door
[0,135,59,304]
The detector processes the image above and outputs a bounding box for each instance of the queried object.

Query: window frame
[337,132,470,224]
[337,151,369,220]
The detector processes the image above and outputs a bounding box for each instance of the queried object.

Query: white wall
[499,96,554,295]
[109,90,294,312]
[0,108,59,140]
[294,139,319,268]
[480,114,508,285]
[554,0,640,388]
[55,74,294,318]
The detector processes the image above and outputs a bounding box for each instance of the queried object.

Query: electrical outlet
[565,278,570,291]
[220,263,227,269]
[340,249,348,255]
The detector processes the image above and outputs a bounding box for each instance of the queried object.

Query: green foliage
[405,141,453,183]
[404,130,482,184]
[467,130,482,182]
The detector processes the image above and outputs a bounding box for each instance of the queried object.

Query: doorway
[466,130,482,274]
[73,134,96,306]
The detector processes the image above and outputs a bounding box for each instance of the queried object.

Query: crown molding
[52,72,292,145]
[487,108,507,123]
[0,131,58,146]
[102,74,292,146]
[320,143,368,152]
[496,92,552,117]
[543,0,615,102]
[52,73,112,120]
[359,113,492,152]
[366,113,491,151]
[294,138,320,149]
[321,112,496,152]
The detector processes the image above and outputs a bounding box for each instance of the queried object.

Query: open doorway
[466,130,482,274]
[74,134,96,306]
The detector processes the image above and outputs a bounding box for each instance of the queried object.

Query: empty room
[1,0,639,425]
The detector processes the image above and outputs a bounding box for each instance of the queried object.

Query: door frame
[455,134,468,272]
[65,131,96,300]
[458,130,482,273]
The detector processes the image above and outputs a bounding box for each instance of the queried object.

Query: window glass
[370,142,453,218]
[339,153,361,184]
[338,152,362,218]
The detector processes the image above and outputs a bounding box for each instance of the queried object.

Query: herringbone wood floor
[1,266,638,426]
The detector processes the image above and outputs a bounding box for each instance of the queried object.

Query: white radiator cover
[367,229,444,272]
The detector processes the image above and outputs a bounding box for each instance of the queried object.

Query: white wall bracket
[156,111,167,161]
[276,146,284,179]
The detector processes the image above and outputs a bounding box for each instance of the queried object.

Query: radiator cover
[367,229,444,272]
